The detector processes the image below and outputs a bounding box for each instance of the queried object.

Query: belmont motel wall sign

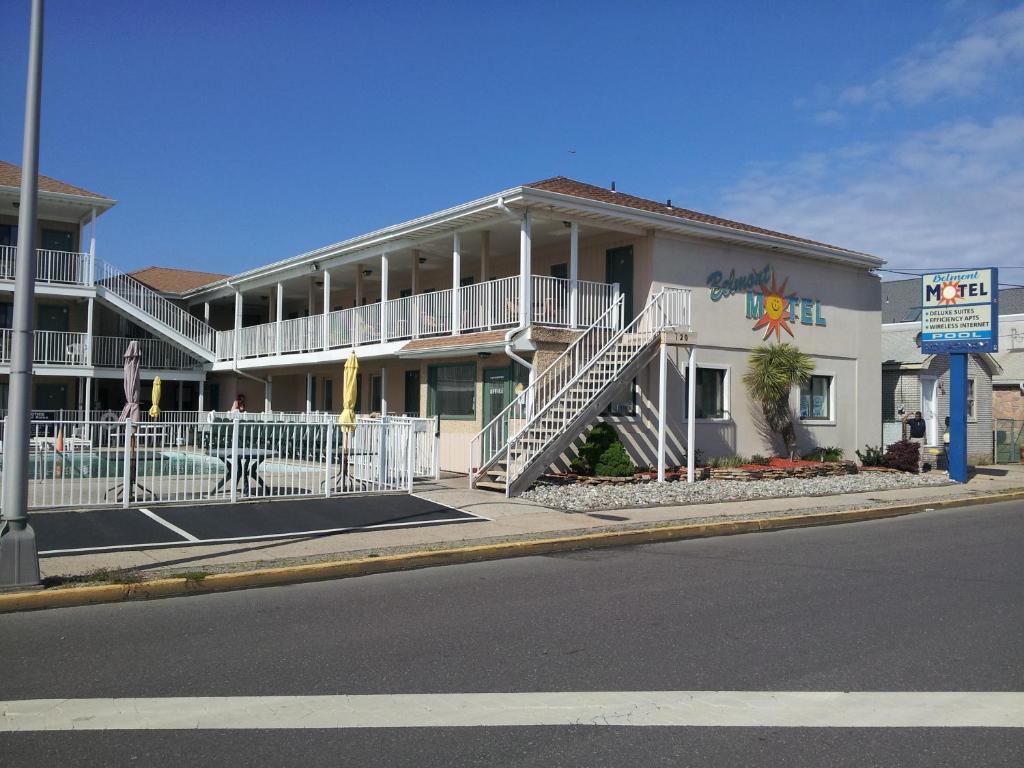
[706,265,827,341]
[920,268,998,354]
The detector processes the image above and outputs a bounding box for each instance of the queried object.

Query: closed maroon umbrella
[118,340,141,423]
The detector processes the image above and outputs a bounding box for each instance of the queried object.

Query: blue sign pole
[948,353,969,483]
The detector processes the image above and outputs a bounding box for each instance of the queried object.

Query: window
[0,303,11,329]
[603,378,638,417]
[967,378,976,419]
[800,375,834,421]
[428,363,476,419]
[683,366,729,420]
[371,375,382,413]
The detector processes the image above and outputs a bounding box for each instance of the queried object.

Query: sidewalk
[37,464,1024,582]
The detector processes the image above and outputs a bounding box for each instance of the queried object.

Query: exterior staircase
[470,287,690,496]
[93,258,217,362]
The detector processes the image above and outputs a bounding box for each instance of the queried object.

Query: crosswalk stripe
[2,691,1023,731]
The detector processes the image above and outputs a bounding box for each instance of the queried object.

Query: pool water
[8,451,225,480]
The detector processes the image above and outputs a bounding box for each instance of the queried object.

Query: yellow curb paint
[2,488,1023,614]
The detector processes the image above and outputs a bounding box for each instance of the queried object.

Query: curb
[3,489,1023,614]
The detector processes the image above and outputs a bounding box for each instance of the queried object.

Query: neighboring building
[4,164,885,492]
[0,160,215,418]
[881,322,998,464]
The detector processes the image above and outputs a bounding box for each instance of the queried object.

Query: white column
[411,250,420,294]
[569,221,579,329]
[381,251,390,342]
[203,301,211,324]
[84,376,92,423]
[85,296,94,366]
[687,346,697,483]
[233,289,242,361]
[306,373,313,413]
[480,230,490,283]
[380,366,389,416]
[322,269,332,351]
[451,233,461,335]
[88,207,97,285]
[520,212,532,327]
[658,338,667,482]
[265,375,272,413]
[275,283,283,354]
[198,380,205,413]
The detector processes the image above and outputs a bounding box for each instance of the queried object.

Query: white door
[921,377,939,445]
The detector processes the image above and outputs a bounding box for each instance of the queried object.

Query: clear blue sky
[2,1,1021,275]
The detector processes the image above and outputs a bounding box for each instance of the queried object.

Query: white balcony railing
[0,330,201,370]
[0,245,92,285]
[0,329,89,366]
[214,275,620,362]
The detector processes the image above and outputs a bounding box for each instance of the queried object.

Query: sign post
[920,268,998,484]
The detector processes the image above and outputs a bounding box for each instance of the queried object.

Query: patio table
[207,447,278,494]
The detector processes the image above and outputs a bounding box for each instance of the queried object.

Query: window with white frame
[684,365,730,420]
[800,375,833,421]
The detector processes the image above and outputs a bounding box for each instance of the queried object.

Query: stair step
[475,480,507,493]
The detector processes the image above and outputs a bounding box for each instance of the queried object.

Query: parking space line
[137,508,200,542]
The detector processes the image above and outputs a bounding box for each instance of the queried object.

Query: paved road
[2,501,1023,766]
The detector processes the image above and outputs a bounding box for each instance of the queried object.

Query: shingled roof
[130,266,228,294]
[0,160,111,200]
[525,176,869,256]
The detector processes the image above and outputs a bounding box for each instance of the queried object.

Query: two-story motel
[2,163,883,492]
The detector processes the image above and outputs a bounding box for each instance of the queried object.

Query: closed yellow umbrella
[339,352,359,431]
[148,376,162,420]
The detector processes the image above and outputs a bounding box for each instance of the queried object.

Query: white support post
[88,207,97,286]
[122,419,133,509]
[406,422,416,492]
[265,375,272,413]
[324,420,334,498]
[381,251,390,342]
[380,366,389,416]
[274,283,283,354]
[480,230,490,283]
[233,289,242,361]
[85,297,94,366]
[520,212,532,327]
[658,338,667,482]
[229,415,240,504]
[306,373,313,413]
[203,301,211,324]
[322,269,331,351]
[84,376,92,424]
[451,233,461,335]
[569,221,579,329]
[198,379,205,413]
[687,346,697,483]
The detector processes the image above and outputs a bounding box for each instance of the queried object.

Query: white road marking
[2,692,1022,731]
[137,508,200,542]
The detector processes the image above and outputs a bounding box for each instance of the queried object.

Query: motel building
[2,163,883,496]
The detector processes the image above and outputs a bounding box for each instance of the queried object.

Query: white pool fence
[0,414,440,511]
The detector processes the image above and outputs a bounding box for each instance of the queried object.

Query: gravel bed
[521,472,952,511]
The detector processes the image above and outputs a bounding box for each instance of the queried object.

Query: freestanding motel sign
[920,268,998,483]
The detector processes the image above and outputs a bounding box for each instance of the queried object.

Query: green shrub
[708,455,745,469]
[802,446,844,462]
[855,444,885,467]
[594,441,636,477]
[576,423,619,474]
[749,454,772,465]
[568,457,589,476]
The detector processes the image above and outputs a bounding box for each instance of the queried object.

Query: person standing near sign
[902,410,927,471]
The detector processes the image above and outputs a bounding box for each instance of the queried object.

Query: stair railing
[503,288,690,490]
[93,258,216,354]
[468,295,625,486]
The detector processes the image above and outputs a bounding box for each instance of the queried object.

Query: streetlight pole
[0,0,45,590]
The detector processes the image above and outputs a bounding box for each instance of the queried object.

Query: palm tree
[742,343,814,460]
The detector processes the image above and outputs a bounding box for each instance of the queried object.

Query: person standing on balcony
[230,393,247,413]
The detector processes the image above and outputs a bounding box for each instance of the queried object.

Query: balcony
[0,245,92,286]
[215,275,619,363]
[0,330,202,370]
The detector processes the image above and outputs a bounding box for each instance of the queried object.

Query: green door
[606,245,634,320]
[482,366,514,462]
[404,370,420,416]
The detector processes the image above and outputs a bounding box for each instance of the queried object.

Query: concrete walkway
[36,463,1024,582]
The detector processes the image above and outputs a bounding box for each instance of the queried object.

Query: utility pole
[0,0,45,590]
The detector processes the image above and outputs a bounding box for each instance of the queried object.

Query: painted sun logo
[937,281,961,305]
[751,272,795,341]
